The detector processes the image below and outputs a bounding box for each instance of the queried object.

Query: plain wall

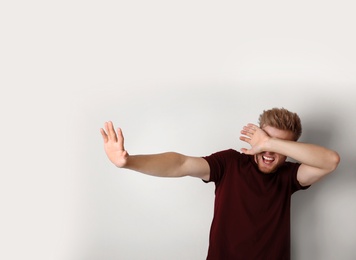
[1,1,355,259]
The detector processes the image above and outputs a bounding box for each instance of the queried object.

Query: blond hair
[258,108,302,141]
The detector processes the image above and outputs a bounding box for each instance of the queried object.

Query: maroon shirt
[203,149,309,260]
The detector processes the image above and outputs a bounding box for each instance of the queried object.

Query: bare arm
[100,121,210,181]
[240,124,340,186]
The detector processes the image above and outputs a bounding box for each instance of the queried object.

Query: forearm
[266,138,340,171]
[100,121,208,179]
[124,152,188,178]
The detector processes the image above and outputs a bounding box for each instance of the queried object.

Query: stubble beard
[255,154,281,174]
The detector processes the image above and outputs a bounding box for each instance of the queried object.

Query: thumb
[240,148,248,154]
[240,148,254,155]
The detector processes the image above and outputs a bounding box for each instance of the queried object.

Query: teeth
[263,156,274,161]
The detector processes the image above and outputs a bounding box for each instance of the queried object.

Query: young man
[100,108,340,259]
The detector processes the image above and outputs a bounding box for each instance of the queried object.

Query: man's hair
[258,108,302,141]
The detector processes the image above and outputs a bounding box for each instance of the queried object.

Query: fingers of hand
[241,128,253,138]
[117,127,123,138]
[241,124,258,137]
[100,128,108,142]
[247,123,258,131]
[117,127,125,149]
[103,121,118,142]
[239,136,250,143]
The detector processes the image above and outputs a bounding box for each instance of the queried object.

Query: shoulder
[203,149,253,183]
[204,149,241,159]
[203,149,255,167]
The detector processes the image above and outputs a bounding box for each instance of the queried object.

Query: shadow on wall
[291,112,356,260]
[299,114,335,147]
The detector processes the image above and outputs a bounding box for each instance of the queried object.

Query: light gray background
[1,1,355,259]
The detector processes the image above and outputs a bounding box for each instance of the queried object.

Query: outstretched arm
[100,121,210,181]
[240,123,340,186]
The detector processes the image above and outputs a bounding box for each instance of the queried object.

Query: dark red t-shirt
[203,149,309,260]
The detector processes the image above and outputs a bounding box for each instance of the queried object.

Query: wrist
[114,151,130,168]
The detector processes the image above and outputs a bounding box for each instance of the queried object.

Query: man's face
[254,125,295,174]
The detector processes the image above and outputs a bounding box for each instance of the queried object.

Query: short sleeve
[290,162,311,193]
[203,149,240,184]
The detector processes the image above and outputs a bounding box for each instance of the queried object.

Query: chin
[258,166,276,174]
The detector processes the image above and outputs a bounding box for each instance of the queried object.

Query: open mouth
[262,155,275,165]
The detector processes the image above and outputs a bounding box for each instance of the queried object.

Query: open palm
[100,121,128,167]
[239,123,269,155]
